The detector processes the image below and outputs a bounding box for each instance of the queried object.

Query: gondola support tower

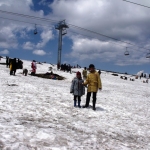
[55,20,69,69]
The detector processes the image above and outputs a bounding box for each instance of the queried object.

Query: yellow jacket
[84,71,102,92]
[10,62,12,71]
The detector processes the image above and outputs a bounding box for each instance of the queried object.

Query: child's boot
[74,100,77,107]
[78,100,81,108]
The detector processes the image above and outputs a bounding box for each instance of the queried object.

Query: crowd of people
[57,63,82,73]
[60,64,72,73]
[5,56,37,76]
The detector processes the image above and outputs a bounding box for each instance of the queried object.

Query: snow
[0,58,150,150]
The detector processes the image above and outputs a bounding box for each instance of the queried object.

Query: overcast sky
[0,0,150,74]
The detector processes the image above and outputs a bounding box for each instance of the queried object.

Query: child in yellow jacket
[83,64,102,110]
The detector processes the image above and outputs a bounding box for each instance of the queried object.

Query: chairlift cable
[69,30,129,50]
[0,16,55,28]
[0,9,58,23]
[68,30,139,51]
[68,25,150,51]
[0,9,150,51]
[0,14,138,51]
[123,0,150,9]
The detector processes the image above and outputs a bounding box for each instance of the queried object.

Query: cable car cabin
[124,50,129,56]
[34,24,38,35]
[146,52,150,59]
[34,29,38,35]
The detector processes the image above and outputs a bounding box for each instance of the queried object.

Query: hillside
[0,58,150,150]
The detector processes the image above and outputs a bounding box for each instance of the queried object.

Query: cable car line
[69,30,125,47]
[0,9,58,23]
[68,30,139,51]
[123,0,150,9]
[0,15,135,51]
[68,25,150,51]
[0,16,55,28]
[0,9,150,52]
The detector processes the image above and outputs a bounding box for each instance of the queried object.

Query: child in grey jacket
[70,71,85,107]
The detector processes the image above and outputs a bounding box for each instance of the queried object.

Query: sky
[0,0,150,74]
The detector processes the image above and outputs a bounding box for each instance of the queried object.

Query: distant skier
[83,64,102,111]
[70,71,85,108]
[31,60,37,75]
[82,67,87,80]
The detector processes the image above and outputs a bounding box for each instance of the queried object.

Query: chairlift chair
[124,47,129,56]
[34,24,38,35]
[146,52,150,59]
[34,29,37,35]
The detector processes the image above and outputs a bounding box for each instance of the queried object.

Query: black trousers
[74,96,81,101]
[74,95,81,107]
[13,69,16,75]
[85,92,97,109]
[10,70,13,75]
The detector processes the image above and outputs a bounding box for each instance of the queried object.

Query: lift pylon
[55,20,69,69]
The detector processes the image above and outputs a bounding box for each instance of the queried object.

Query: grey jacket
[70,77,85,96]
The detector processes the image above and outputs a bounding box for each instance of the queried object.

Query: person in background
[31,60,37,75]
[17,59,23,69]
[6,56,9,68]
[70,71,85,108]
[68,64,72,74]
[23,69,28,76]
[98,70,101,75]
[57,63,60,70]
[83,64,102,111]
[82,67,87,80]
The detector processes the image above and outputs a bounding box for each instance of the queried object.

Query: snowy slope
[0,58,150,150]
